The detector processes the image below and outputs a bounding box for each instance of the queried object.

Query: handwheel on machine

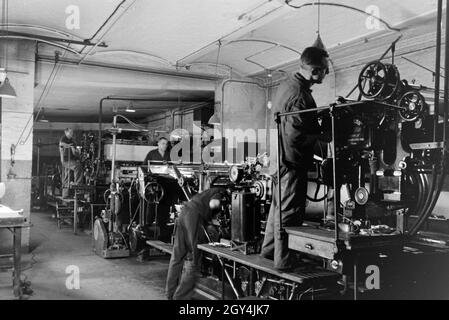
[398,90,426,122]
[307,159,327,202]
[358,61,401,100]
[144,182,165,203]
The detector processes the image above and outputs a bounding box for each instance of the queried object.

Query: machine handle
[305,244,314,250]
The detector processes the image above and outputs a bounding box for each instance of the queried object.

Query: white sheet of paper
[0,204,23,218]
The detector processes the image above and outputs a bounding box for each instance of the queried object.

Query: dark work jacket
[181,187,227,225]
[177,187,227,254]
[59,135,77,162]
[143,148,171,163]
[276,73,323,169]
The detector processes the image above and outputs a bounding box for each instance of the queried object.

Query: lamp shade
[125,105,136,113]
[38,114,49,123]
[208,113,221,125]
[0,77,16,98]
[312,33,327,51]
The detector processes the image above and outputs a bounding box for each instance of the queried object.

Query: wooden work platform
[146,240,173,254]
[285,225,404,250]
[147,240,339,285]
[198,244,339,285]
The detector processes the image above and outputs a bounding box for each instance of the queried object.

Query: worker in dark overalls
[166,187,227,300]
[261,47,331,271]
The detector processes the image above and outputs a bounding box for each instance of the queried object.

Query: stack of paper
[0,204,25,226]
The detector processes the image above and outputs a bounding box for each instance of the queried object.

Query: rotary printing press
[193,59,449,300]
[142,156,273,253]
[198,155,273,253]
[92,114,201,257]
[275,58,449,299]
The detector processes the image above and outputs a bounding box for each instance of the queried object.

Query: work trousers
[61,160,83,196]
[261,166,308,270]
[166,209,203,300]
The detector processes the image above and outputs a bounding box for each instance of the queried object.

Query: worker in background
[166,187,227,300]
[261,47,332,271]
[144,136,171,163]
[143,136,171,240]
[59,128,83,198]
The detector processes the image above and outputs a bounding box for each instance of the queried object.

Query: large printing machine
[90,111,274,260]
[83,31,449,299]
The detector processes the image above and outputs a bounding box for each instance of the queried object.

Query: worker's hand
[205,224,220,242]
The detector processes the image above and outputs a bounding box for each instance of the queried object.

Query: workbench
[0,212,31,299]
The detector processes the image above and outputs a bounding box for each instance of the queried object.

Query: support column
[0,39,35,252]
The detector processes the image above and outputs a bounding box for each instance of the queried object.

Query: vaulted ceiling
[3,0,443,121]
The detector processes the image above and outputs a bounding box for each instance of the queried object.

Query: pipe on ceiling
[0,36,81,55]
[78,0,136,64]
[0,23,85,41]
[79,0,126,54]
[0,30,107,47]
[284,1,401,32]
[176,1,284,64]
[37,55,222,81]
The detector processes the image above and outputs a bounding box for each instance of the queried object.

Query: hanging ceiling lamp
[0,0,16,98]
[311,0,327,51]
[125,102,136,113]
[38,108,49,122]
[312,33,327,51]
[208,102,221,125]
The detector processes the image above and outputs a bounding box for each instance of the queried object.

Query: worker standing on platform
[166,187,227,300]
[59,128,83,198]
[260,47,332,271]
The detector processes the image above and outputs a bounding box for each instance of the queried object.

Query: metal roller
[229,165,244,183]
[252,180,266,199]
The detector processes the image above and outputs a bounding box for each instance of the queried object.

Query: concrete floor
[0,210,170,300]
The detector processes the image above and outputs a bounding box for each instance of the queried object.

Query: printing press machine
[187,57,449,300]
[88,48,449,299]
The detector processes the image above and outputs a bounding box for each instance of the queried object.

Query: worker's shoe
[274,252,301,272]
[322,220,336,229]
[260,252,274,260]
